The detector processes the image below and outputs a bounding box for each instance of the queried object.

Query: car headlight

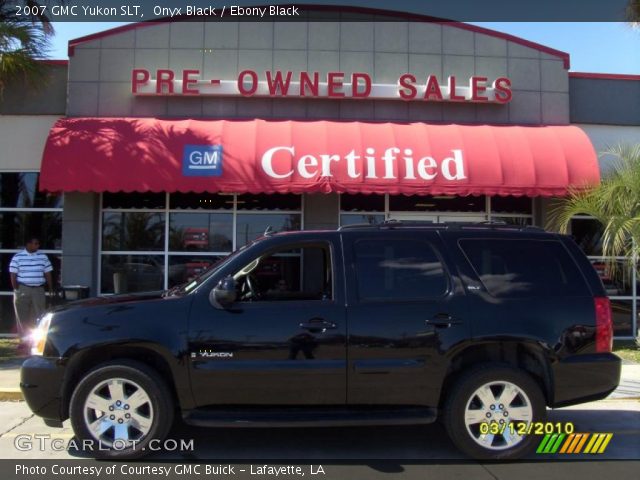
[30,312,53,356]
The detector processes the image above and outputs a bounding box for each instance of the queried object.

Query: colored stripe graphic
[538,433,613,454]
[537,434,566,453]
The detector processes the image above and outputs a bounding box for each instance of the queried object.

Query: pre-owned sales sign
[131,69,513,103]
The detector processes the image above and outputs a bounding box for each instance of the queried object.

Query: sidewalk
[1,357,639,402]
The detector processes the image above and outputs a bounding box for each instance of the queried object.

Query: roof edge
[570,72,640,81]
[67,4,570,68]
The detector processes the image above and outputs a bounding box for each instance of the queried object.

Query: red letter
[238,70,258,96]
[448,76,465,101]
[471,76,488,102]
[300,72,319,97]
[327,72,345,98]
[156,69,175,94]
[352,73,371,98]
[493,77,512,103]
[398,73,417,100]
[266,71,292,96]
[424,75,443,101]
[131,69,150,94]
[182,69,200,95]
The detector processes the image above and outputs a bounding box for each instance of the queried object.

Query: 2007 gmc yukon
[21,222,621,459]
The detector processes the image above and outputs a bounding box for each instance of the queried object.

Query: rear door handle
[299,319,337,333]
[426,313,461,328]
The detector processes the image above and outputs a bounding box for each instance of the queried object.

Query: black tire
[443,364,546,460]
[69,360,174,459]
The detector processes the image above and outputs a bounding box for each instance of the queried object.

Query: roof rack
[338,219,545,232]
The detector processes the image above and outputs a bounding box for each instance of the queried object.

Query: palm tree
[0,0,53,95]
[548,144,640,267]
[627,0,640,25]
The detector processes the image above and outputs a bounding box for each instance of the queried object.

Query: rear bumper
[551,353,621,407]
[20,356,66,423]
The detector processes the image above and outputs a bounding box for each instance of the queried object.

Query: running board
[182,407,437,428]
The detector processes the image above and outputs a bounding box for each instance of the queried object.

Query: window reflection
[169,213,232,252]
[0,173,63,208]
[571,218,604,256]
[168,255,222,288]
[0,212,62,249]
[101,255,164,294]
[590,259,633,296]
[102,212,165,251]
[340,214,385,226]
[236,214,301,247]
[611,300,633,337]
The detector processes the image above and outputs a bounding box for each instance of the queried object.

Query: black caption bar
[4,0,633,22]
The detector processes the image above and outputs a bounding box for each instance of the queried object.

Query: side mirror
[210,275,237,309]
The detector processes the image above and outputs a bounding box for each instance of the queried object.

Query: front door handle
[426,313,461,329]
[299,318,337,333]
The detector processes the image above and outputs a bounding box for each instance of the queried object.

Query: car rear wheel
[69,360,174,459]
[443,364,546,460]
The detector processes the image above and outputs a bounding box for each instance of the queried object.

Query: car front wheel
[69,360,174,459]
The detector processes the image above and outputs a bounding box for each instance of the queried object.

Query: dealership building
[0,6,639,337]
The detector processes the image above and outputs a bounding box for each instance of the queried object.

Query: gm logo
[183,145,223,177]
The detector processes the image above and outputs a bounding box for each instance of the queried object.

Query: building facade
[1,8,639,337]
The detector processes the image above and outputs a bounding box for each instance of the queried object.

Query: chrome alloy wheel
[464,380,533,451]
[82,377,154,447]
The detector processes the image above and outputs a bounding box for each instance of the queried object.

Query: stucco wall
[67,19,570,124]
[0,116,61,170]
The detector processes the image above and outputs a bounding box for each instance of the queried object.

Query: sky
[47,21,640,74]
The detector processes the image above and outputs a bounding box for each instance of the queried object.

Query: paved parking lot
[0,398,638,479]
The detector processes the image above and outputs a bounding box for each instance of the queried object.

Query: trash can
[62,285,91,301]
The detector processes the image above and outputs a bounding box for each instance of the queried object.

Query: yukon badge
[191,350,234,359]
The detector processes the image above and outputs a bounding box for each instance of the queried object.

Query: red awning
[39,118,599,196]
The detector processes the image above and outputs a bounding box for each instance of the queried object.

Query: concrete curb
[0,388,23,401]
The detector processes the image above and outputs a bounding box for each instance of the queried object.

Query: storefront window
[101,254,164,294]
[0,172,63,334]
[492,217,532,227]
[0,212,62,250]
[340,214,385,226]
[590,259,634,296]
[571,217,603,256]
[236,214,302,247]
[0,172,62,209]
[491,196,533,214]
[102,192,166,210]
[340,194,385,212]
[236,193,301,211]
[99,193,302,294]
[611,300,634,337]
[167,255,224,288]
[170,192,232,210]
[389,195,486,212]
[169,213,233,252]
[102,212,165,251]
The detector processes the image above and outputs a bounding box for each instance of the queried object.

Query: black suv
[21,222,621,460]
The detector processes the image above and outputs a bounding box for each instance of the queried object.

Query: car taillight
[594,297,613,353]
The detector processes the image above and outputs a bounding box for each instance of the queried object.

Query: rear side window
[353,239,448,301]
[459,239,589,298]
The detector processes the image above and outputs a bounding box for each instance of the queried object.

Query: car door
[342,230,470,407]
[187,235,347,406]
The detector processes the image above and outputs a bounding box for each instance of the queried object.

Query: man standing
[9,237,54,336]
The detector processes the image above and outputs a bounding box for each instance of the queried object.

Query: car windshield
[163,240,258,296]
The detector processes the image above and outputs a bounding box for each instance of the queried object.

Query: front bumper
[551,353,621,407]
[20,356,66,423]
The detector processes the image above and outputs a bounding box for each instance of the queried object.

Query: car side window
[234,244,332,302]
[459,238,590,298]
[353,238,448,301]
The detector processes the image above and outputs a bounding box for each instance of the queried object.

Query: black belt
[18,284,44,288]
